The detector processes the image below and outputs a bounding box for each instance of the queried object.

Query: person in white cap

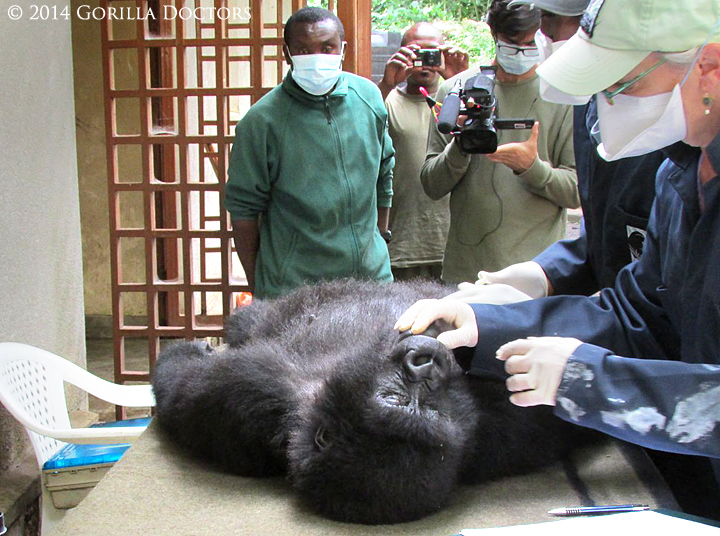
[397,0,720,519]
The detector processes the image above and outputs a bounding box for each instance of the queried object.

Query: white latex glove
[444,282,533,305]
[394,299,479,349]
[477,261,550,299]
[495,337,583,407]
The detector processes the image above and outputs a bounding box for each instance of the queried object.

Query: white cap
[536,0,720,95]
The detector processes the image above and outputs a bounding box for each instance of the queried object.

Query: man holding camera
[465,0,665,300]
[378,23,469,280]
[421,0,579,284]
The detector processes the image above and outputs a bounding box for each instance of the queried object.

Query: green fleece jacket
[225,72,395,298]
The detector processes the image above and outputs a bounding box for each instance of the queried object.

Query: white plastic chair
[0,342,156,535]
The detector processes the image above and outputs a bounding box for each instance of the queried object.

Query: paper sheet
[460,511,720,535]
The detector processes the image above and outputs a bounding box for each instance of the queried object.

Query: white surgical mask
[289,45,345,96]
[535,30,554,64]
[495,39,539,76]
[536,31,591,105]
[596,84,687,161]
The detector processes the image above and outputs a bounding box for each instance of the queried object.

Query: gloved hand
[495,337,583,407]
[394,299,478,349]
[444,282,532,304]
[476,261,550,299]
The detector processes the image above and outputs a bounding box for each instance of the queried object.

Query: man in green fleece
[224,7,395,299]
[421,0,579,284]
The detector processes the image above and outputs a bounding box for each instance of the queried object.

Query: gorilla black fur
[152,278,590,525]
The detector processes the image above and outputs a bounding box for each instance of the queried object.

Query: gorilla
[152,278,590,525]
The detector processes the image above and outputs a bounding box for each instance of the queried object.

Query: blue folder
[42,417,151,471]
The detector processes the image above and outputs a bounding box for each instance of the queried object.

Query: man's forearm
[377,207,390,234]
[378,79,396,101]
[231,219,259,293]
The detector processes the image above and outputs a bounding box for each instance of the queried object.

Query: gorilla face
[288,334,480,524]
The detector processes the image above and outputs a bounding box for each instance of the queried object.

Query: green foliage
[371,0,496,63]
[433,20,495,63]
[304,0,497,63]
[371,0,493,27]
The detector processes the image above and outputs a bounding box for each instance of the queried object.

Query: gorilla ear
[314,425,331,451]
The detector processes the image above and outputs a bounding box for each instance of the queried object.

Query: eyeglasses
[496,39,540,58]
[601,58,668,105]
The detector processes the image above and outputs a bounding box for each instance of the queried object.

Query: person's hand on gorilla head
[394,299,479,349]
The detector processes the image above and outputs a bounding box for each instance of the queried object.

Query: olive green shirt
[421,67,579,284]
[385,87,450,269]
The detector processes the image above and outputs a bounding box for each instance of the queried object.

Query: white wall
[0,2,87,433]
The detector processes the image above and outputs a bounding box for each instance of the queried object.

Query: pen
[548,504,650,516]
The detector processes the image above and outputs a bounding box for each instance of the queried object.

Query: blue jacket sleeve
[555,344,720,458]
[534,219,600,296]
[469,180,676,372]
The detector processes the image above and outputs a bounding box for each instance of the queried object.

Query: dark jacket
[534,98,666,294]
[467,142,720,458]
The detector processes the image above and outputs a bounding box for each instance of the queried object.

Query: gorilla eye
[314,425,330,451]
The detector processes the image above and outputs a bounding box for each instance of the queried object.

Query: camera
[414,48,442,68]
[435,66,534,154]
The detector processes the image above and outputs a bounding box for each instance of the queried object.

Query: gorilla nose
[393,335,451,383]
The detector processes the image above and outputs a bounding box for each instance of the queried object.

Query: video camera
[435,66,534,154]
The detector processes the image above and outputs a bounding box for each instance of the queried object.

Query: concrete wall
[73,0,114,321]
[73,0,147,322]
[0,2,87,468]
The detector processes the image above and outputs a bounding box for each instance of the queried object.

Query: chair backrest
[0,342,156,467]
[0,348,70,468]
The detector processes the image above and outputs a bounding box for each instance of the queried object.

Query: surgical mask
[495,39,539,76]
[594,33,713,162]
[535,30,554,64]
[536,31,591,106]
[596,78,688,161]
[289,46,345,96]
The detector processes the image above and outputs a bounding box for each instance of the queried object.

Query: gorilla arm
[152,341,298,476]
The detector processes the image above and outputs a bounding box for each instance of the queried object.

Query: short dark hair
[486,0,540,38]
[284,7,345,46]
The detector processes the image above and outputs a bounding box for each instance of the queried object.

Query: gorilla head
[288,333,480,523]
[152,279,587,525]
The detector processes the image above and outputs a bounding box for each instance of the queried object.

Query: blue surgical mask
[495,39,539,76]
[289,45,345,96]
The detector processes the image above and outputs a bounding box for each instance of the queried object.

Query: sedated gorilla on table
[152,278,591,525]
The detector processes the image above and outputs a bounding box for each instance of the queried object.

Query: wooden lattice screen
[101,0,368,417]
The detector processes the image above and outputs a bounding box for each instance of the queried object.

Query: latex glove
[444,282,532,305]
[485,121,540,173]
[495,337,583,407]
[394,299,478,349]
[476,261,549,299]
